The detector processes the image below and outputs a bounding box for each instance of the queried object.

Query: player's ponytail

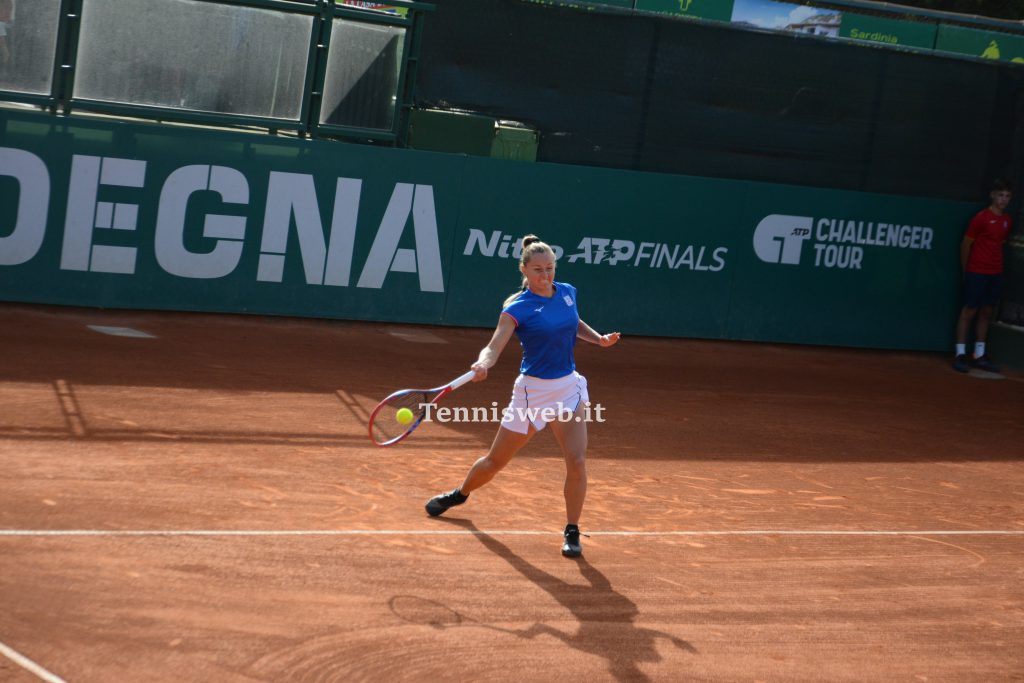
[502,234,555,308]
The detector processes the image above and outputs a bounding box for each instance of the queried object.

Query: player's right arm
[960,235,974,274]
[961,212,984,273]
[471,313,517,381]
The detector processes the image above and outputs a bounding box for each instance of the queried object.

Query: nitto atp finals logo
[753,213,935,270]
[463,229,728,272]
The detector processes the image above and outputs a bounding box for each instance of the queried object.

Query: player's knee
[479,455,506,475]
[565,452,587,477]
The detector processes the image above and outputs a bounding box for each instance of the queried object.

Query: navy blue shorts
[963,272,1003,309]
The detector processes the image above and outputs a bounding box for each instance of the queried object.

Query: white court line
[1,529,1023,537]
[0,640,68,683]
[385,329,448,344]
[86,325,155,339]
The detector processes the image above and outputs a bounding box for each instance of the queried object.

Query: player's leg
[549,402,588,557]
[974,304,993,343]
[953,305,975,372]
[425,425,535,516]
[970,304,1000,372]
[968,274,1002,371]
[549,404,588,524]
[460,425,535,494]
[955,304,976,347]
[954,273,983,372]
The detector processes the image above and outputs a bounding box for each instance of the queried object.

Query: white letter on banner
[323,178,361,287]
[258,172,360,286]
[752,214,812,265]
[60,155,101,271]
[356,184,444,292]
[259,172,325,284]
[608,239,635,265]
[61,155,146,274]
[0,148,49,266]
[463,229,501,257]
[155,165,248,279]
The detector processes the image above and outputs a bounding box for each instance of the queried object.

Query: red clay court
[1,302,1022,682]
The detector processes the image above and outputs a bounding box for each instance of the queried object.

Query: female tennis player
[425,234,621,557]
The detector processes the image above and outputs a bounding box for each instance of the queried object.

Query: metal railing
[0,0,433,144]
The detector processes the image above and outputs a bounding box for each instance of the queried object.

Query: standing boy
[953,179,1013,373]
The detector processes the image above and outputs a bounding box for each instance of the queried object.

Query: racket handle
[449,370,477,391]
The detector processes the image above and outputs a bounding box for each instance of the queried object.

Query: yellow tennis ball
[395,407,415,425]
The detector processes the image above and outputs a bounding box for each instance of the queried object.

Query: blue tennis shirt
[501,281,579,379]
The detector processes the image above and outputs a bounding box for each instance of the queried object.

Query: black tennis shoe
[952,354,969,373]
[970,355,1000,373]
[561,524,583,558]
[425,488,468,517]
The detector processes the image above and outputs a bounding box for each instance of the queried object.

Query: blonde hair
[502,235,555,308]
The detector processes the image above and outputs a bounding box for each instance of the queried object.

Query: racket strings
[371,391,432,444]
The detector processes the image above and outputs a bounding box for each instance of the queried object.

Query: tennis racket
[368,369,477,447]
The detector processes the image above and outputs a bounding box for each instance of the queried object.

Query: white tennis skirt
[500,371,589,434]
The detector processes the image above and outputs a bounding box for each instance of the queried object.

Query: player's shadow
[442,517,696,682]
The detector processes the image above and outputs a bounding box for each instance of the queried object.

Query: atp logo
[752,214,812,265]
[679,0,693,11]
[753,212,934,271]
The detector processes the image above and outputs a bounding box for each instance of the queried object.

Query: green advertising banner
[839,13,937,50]
[524,0,634,9]
[635,0,735,22]
[0,111,465,324]
[447,159,735,338]
[935,24,1024,63]
[0,108,976,350]
[447,157,972,349]
[338,1,409,16]
[726,184,966,347]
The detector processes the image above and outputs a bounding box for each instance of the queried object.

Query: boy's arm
[960,236,974,273]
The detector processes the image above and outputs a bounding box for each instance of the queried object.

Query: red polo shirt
[965,208,1011,274]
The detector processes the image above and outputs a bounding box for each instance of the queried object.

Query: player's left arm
[577,319,621,347]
